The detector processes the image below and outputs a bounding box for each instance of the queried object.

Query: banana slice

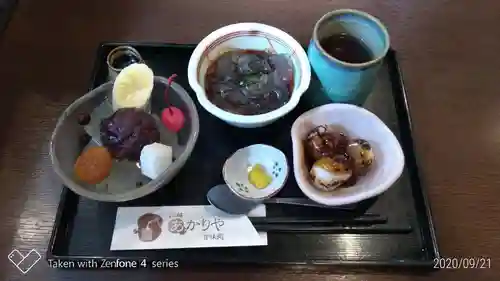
[112,63,154,111]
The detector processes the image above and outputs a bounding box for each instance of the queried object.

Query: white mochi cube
[139,143,173,179]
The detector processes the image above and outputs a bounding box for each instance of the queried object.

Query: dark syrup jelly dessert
[107,46,143,71]
[205,50,294,115]
[111,53,141,69]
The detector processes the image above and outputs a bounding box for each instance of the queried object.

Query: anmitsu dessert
[71,62,183,189]
[303,125,375,191]
[205,50,294,115]
[100,107,160,162]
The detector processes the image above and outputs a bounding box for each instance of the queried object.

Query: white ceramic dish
[291,103,405,206]
[222,144,288,200]
[187,22,311,128]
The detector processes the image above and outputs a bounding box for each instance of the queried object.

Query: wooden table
[1,0,499,280]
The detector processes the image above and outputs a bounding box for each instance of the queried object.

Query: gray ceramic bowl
[50,76,199,202]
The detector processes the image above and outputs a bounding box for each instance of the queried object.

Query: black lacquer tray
[46,42,439,269]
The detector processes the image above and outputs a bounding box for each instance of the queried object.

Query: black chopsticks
[248,216,413,234]
[249,216,388,225]
[253,224,413,234]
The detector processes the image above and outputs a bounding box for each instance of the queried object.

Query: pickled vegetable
[248,164,272,189]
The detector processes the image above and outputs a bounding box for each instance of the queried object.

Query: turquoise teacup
[307,9,390,105]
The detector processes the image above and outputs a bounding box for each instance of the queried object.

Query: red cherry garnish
[162,107,185,133]
[161,74,185,132]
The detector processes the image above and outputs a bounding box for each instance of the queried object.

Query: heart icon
[8,249,41,274]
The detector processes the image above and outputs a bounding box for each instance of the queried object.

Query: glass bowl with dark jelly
[49,77,200,202]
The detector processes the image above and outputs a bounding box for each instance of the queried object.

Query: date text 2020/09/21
[433,257,491,269]
[48,258,179,269]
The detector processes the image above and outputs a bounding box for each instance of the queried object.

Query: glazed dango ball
[304,125,349,160]
[303,124,376,192]
[347,139,374,175]
[309,155,352,192]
